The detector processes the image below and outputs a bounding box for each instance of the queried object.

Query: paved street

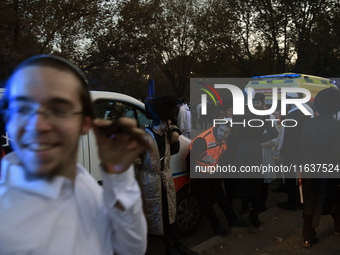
[146,180,340,255]
[188,204,340,255]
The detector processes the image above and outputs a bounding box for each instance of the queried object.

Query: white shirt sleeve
[101,166,147,255]
[177,109,184,130]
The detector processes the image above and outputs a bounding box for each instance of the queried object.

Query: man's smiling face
[6,65,91,179]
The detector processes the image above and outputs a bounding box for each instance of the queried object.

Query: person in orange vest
[189,120,248,236]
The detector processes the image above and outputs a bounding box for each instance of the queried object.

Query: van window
[305,78,314,83]
[136,109,152,129]
[93,99,152,128]
[93,100,135,121]
[284,80,293,83]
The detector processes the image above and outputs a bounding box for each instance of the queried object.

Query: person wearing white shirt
[0,55,147,255]
[252,93,279,212]
[177,99,191,138]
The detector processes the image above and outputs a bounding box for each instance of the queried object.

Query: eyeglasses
[3,106,83,124]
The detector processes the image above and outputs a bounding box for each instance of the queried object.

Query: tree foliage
[1,0,340,98]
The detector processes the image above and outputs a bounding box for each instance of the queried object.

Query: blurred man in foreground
[0,55,147,255]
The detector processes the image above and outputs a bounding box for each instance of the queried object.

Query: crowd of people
[188,88,340,249]
[0,54,339,255]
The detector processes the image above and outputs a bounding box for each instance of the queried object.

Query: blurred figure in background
[189,120,248,236]
[253,93,279,211]
[278,92,312,211]
[177,98,191,138]
[191,99,198,129]
[233,90,278,228]
[135,97,197,255]
[299,88,340,248]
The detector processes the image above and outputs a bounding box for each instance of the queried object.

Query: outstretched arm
[93,117,147,255]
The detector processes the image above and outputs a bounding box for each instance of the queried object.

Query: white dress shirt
[0,153,147,255]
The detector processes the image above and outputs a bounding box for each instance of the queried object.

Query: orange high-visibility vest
[189,127,227,167]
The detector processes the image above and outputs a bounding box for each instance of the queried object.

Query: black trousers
[284,178,299,206]
[196,179,238,228]
[303,209,340,242]
[302,189,340,242]
[160,180,181,248]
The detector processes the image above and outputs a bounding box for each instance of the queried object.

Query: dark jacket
[233,108,278,196]
[299,115,340,216]
[280,108,310,164]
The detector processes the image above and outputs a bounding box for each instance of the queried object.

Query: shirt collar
[0,152,74,199]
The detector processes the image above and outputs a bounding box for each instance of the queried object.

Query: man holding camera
[0,55,147,255]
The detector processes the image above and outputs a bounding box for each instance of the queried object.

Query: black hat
[15,54,88,88]
[314,87,340,115]
[253,93,265,102]
[1,54,95,119]
[144,97,177,120]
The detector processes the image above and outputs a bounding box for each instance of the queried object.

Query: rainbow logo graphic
[197,82,223,107]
